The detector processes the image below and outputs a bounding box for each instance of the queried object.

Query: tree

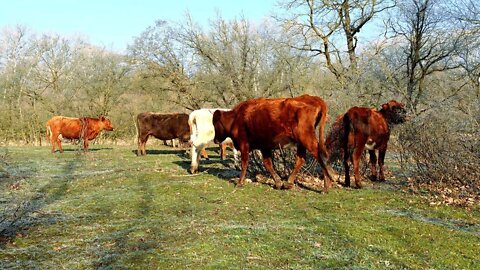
[129,20,200,110]
[0,25,37,142]
[451,0,480,97]
[277,0,395,82]
[386,0,466,113]
[129,15,320,109]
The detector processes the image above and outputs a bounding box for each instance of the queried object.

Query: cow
[325,100,407,188]
[212,94,333,192]
[46,115,114,153]
[188,108,239,173]
[136,112,190,156]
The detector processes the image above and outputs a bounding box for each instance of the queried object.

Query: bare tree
[129,20,201,111]
[451,0,480,97]
[277,0,395,82]
[0,25,38,143]
[386,0,466,113]
[129,15,318,109]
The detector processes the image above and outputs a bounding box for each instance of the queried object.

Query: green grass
[0,145,478,269]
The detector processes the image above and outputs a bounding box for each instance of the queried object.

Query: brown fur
[325,100,407,188]
[46,116,114,153]
[212,94,333,192]
[136,112,190,156]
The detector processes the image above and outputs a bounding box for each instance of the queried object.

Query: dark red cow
[212,94,333,192]
[325,100,407,188]
[46,116,114,153]
[136,112,190,156]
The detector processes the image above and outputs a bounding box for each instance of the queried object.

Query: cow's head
[100,116,114,131]
[213,110,229,144]
[381,100,407,124]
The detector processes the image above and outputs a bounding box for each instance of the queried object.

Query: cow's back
[233,97,321,149]
[47,116,82,139]
[346,108,389,137]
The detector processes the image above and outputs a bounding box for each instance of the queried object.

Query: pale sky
[0,0,279,52]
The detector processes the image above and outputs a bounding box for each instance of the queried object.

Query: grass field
[0,144,479,269]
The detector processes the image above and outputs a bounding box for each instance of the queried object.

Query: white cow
[189,108,239,173]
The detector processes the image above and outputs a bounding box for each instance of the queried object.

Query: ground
[0,144,478,269]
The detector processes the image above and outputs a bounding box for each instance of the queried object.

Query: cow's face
[382,100,407,124]
[212,110,227,144]
[100,116,114,131]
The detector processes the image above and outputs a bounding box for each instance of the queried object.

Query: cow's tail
[134,114,140,145]
[46,124,52,145]
[325,115,346,163]
[316,105,329,161]
[342,112,352,162]
[315,105,334,190]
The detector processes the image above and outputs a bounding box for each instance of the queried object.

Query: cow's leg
[237,144,250,187]
[83,139,89,152]
[260,149,282,189]
[343,149,350,187]
[140,134,149,156]
[50,132,57,153]
[297,128,332,192]
[190,144,203,174]
[284,145,306,190]
[232,148,239,167]
[137,133,147,156]
[368,150,378,181]
[201,146,209,160]
[56,135,63,153]
[378,147,387,181]
[352,138,367,188]
[220,142,227,160]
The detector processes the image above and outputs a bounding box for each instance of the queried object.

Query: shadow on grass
[131,149,188,157]
[54,147,113,153]
[0,154,83,248]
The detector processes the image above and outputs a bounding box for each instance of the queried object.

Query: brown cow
[325,100,407,188]
[136,112,190,156]
[46,116,114,153]
[212,94,333,192]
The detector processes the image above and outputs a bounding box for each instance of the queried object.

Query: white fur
[189,108,238,172]
[365,139,376,150]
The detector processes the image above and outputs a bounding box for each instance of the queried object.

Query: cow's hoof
[274,181,283,189]
[235,182,245,188]
[282,182,294,190]
[190,168,197,174]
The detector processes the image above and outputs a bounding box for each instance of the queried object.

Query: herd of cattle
[45,94,407,192]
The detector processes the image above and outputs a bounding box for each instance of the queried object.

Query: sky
[0,0,279,52]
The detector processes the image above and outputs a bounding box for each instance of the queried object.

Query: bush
[399,110,480,205]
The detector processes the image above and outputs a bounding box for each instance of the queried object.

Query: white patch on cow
[365,139,376,150]
[283,142,296,149]
[189,108,239,172]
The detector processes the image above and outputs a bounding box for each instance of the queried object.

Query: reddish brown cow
[46,116,114,153]
[325,100,407,188]
[136,112,190,156]
[212,94,333,192]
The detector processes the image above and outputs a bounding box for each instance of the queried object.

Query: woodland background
[1,0,478,201]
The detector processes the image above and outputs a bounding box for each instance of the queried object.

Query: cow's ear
[382,103,390,111]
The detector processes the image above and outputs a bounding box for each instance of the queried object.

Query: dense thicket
[1,0,478,199]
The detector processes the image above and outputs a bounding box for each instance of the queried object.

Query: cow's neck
[379,109,396,129]
[222,110,236,132]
